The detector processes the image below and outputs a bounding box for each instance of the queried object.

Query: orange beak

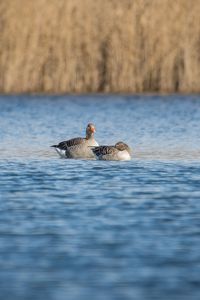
[90,126,96,133]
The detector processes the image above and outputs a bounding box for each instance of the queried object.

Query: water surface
[0,95,200,300]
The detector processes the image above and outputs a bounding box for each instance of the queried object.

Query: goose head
[115,141,131,153]
[86,123,96,139]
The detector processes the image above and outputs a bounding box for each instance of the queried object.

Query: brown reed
[0,0,200,94]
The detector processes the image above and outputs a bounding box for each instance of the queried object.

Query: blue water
[0,95,200,300]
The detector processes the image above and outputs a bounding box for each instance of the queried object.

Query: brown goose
[91,141,131,161]
[51,123,98,159]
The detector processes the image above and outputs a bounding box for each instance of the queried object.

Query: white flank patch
[55,148,66,158]
[118,150,131,161]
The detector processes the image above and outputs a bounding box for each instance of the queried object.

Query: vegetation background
[0,0,200,94]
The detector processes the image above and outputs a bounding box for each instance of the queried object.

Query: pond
[0,95,200,300]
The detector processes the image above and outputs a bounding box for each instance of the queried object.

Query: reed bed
[0,0,200,93]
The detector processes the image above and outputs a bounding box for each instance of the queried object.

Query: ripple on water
[0,95,200,300]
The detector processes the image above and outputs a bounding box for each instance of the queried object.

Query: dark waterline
[0,95,200,300]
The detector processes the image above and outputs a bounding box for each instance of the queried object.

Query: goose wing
[92,146,116,157]
[56,137,85,150]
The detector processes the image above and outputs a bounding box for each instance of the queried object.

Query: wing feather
[92,146,115,157]
[57,137,85,150]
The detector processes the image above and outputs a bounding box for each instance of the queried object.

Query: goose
[51,123,99,159]
[91,141,131,161]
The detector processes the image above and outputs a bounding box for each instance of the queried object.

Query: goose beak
[90,127,96,133]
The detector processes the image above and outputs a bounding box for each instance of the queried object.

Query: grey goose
[91,141,131,161]
[51,123,99,159]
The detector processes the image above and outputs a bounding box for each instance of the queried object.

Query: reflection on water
[0,95,200,300]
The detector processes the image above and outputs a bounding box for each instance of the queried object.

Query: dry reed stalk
[0,0,200,93]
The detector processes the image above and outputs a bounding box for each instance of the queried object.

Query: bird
[51,123,99,159]
[91,141,131,161]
